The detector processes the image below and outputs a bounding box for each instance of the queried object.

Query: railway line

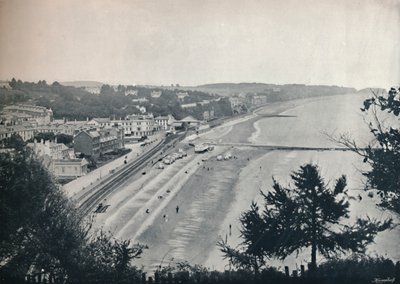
[76,133,184,217]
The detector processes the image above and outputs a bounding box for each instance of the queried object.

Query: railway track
[77,134,184,217]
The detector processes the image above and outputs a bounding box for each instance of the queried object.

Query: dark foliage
[315,255,399,284]
[4,79,232,121]
[336,87,400,215]
[0,146,145,283]
[219,164,392,273]
[360,87,400,215]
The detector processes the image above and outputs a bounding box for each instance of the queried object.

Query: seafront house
[154,115,175,130]
[89,114,155,140]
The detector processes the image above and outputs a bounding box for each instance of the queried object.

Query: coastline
[89,93,399,273]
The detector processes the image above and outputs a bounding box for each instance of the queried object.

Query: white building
[151,90,162,98]
[177,92,188,101]
[132,97,149,103]
[125,89,138,96]
[52,159,89,179]
[154,115,175,130]
[89,115,155,139]
[30,139,69,160]
[28,139,89,180]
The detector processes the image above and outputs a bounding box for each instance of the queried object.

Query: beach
[89,94,400,272]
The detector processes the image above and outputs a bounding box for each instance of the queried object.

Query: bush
[315,255,398,284]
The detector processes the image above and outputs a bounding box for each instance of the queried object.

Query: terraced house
[73,127,124,158]
[89,114,155,140]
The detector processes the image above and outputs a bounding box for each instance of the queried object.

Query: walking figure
[146,208,150,214]
[229,224,232,236]
[176,206,179,213]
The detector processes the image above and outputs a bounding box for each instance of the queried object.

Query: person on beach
[146,208,150,214]
[229,224,232,236]
[176,206,179,213]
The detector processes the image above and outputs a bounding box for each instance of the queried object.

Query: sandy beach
[88,95,399,273]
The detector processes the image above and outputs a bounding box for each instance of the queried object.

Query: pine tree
[219,164,392,273]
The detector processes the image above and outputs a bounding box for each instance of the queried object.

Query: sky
[0,0,399,89]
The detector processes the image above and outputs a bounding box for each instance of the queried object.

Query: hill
[1,80,232,121]
[61,81,104,88]
[357,87,387,95]
[190,83,356,101]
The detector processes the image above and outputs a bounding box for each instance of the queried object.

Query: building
[181,100,210,109]
[131,97,149,104]
[0,124,36,141]
[125,89,138,96]
[52,159,89,180]
[90,115,155,140]
[154,115,175,130]
[35,123,78,136]
[0,81,11,89]
[180,116,200,129]
[31,139,69,160]
[73,127,124,158]
[229,97,242,108]
[202,109,214,121]
[27,139,88,180]
[73,130,101,157]
[251,95,268,106]
[181,103,197,109]
[98,127,124,153]
[136,105,147,114]
[177,92,188,102]
[120,115,155,139]
[1,104,53,125]
[84,86,101,94]
[151,90,162,98]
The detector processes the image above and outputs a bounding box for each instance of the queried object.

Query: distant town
[0,79,354,183]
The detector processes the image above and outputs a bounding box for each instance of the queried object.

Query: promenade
[63,133,164,198]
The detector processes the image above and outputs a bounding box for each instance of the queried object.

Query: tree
[0,146,144,282]
[336,87,400,216]
[219,164,392,273]
[9,78,17,89]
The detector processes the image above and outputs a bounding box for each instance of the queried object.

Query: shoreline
[88,93,399,272]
